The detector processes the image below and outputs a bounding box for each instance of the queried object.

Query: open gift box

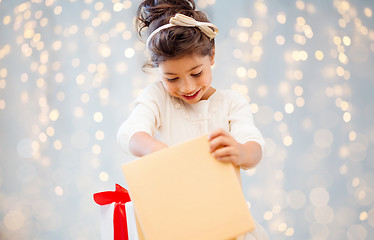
[94,135,254,240]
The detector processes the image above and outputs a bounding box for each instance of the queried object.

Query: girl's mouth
[182,89,200,100]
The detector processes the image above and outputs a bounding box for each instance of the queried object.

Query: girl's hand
[208,129,262,169]
[129,131,168,157]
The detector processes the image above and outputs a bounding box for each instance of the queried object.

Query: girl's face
[158,53,215,104]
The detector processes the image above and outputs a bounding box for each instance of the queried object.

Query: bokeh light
[1,0,374,239]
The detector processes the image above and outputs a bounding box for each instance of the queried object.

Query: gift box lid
[122,135,254,240]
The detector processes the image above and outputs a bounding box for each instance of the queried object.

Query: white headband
[146,13,218,49]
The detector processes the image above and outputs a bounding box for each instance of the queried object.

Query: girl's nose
[180,79,195,94]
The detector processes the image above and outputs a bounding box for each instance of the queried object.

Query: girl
[118,0,268,239]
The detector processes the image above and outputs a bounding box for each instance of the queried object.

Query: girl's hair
[137,0,215,67]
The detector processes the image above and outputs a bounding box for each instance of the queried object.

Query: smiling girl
[117,0,268,239]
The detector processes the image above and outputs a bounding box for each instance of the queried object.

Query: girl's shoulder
[135,81,169,103]
[216,89,249,104]
[143,81,167,95]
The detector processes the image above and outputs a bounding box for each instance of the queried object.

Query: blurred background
[0,0,373,239]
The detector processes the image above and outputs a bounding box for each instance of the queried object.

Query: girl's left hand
[208,128,263,169]
[208,128,244,167]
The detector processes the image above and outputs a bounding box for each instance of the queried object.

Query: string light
[0,0,373,239]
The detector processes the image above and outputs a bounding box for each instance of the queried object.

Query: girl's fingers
[214,156,233,163]
[208,128,227,140]
[211,146,238,160]
[209,129,241,166]
[209,135,231,152]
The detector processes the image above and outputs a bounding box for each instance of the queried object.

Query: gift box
[122,135,255,240]
[93,184,145,240]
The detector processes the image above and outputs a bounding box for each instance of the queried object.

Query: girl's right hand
[129,131,168,157]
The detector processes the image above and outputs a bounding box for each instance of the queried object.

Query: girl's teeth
[185,91,198,97]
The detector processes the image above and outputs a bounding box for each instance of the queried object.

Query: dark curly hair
[136,0,215,67]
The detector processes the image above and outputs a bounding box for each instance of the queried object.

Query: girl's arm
[208,128,262,169]
[129,131,168,157]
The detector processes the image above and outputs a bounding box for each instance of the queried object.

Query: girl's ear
[210,47,216,66]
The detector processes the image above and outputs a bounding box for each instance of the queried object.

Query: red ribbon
[93,184,132,240]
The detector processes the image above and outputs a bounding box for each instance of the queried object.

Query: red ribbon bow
[93,184,132,240]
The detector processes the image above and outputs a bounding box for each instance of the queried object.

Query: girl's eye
[166,77,178,82]
[191,71,203,77]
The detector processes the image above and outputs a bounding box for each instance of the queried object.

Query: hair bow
[146,13,218,48]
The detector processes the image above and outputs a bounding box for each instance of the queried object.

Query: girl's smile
[182,89,201,100]
[158,53,215,104]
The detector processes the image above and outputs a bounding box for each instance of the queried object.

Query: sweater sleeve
[227,91,266,157]
[117,82,166,154]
